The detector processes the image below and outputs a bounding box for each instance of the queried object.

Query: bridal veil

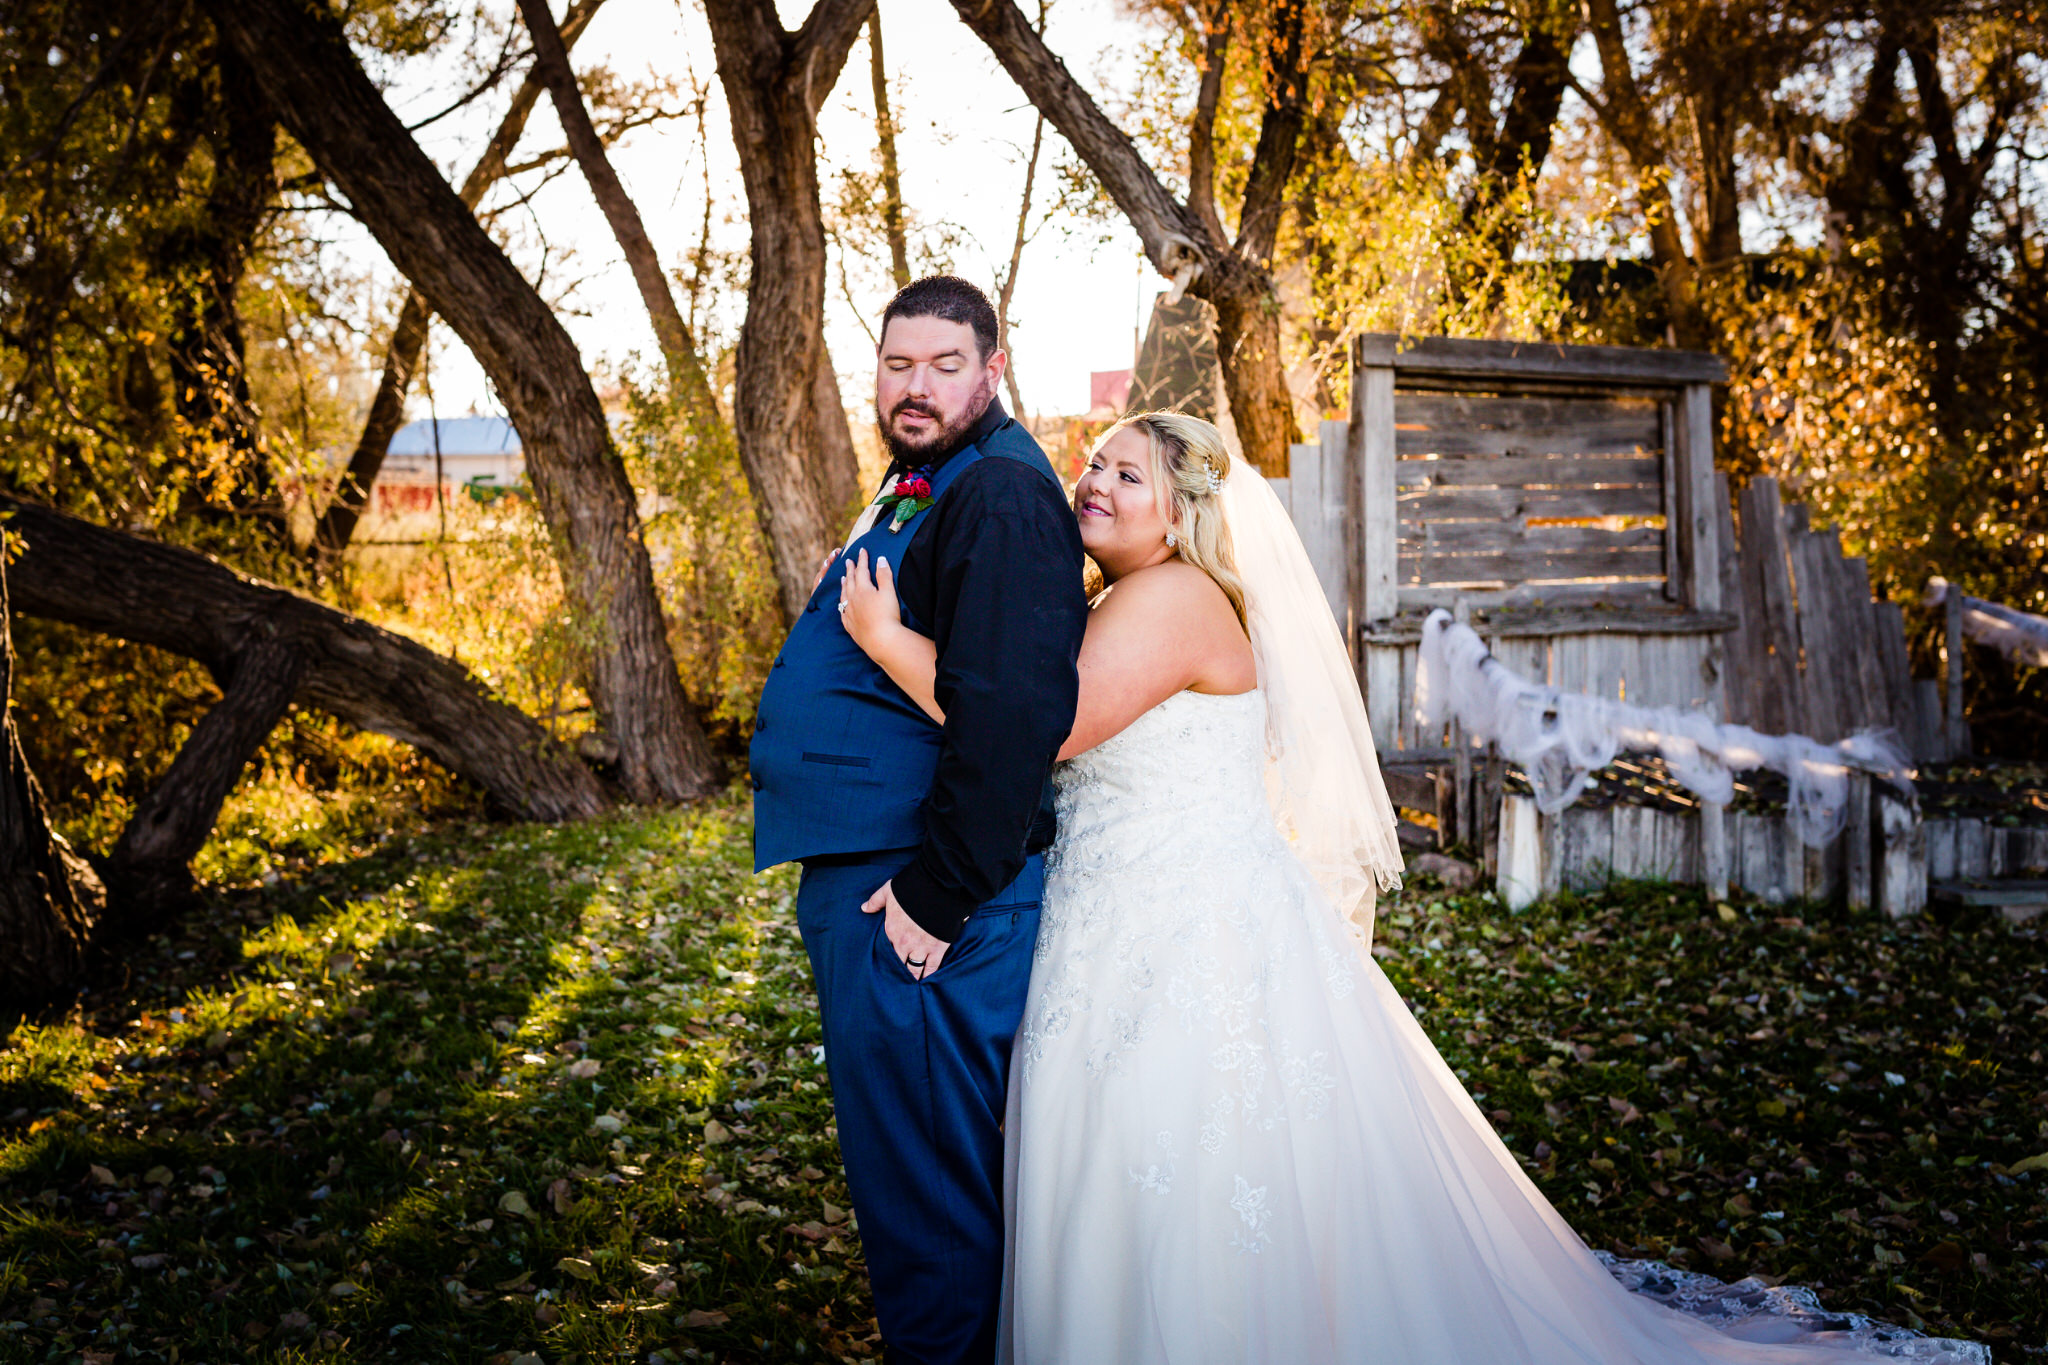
[1217,452,1405,944]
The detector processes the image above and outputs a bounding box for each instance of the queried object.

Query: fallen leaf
[683,1308,730,1328]
[566,1058,602,1080]
[143,1165,173,1186]
[556,1256,598,1281]
[703,1119,733,1144]
[822,1202,847,1225]
[88,1164,116,1186]
[498,1190,535,1220]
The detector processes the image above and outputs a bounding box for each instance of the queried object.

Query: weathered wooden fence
[1267,334,1985,915]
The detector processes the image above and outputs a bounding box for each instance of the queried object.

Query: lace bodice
[1047,688,1284,885]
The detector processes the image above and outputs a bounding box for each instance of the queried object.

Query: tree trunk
[211,0,718,804]
[1582,0,1705,346]
[2,494,609,824]
[516,0,716,404]
[103,637,306,925]
[1208,256,1296,475]
[944,0,1305,473]
[161,39,284,537]
[0,554,107,1009]
[311,0,610,563]
[868,10,911,290]
[702,0,871,622]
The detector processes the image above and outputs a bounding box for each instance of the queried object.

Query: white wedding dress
[997,687,1985,1365]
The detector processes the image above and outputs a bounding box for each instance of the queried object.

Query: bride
[837,411,1982,1364]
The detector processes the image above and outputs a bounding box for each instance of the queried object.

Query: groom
[751,276,1087,1362]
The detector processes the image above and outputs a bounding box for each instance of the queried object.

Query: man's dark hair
[880,275,1000,361]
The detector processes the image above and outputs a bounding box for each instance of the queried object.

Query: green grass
[0,796,2042,1361]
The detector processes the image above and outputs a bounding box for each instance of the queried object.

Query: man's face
[875,314,1005,462]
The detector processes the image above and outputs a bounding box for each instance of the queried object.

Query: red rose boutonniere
[876,467,936,531]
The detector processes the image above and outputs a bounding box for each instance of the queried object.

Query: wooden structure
[1266,334,1977,917]
[1719,475,1962,762]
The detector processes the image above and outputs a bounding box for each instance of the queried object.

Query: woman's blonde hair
[1090,410,1247,625]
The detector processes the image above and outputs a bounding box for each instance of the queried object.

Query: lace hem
[1597,1253,1990,1363]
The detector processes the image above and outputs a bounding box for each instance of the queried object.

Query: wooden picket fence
[1264,334,1992,915]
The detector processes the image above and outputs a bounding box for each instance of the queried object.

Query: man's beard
[878,376,996,464]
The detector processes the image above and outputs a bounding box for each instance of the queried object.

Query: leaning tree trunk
[942,0,1307,475]
[702,0,870,622]
[211,0,718,804]
[0,553,108,1008]
[102,637,306,924]
[1,495,608,826]
[312,0,610,563]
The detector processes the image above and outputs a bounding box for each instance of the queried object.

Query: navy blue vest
[750,420,1063,871]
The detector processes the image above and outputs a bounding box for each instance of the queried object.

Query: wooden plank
[1945,588,1968,756]
[1914,679,1947,764]
[1321,418,1353,646]
[1360,606,1736,642]
[1354,365,1399,622]
[1838,555,1892,732]
[1396,392,1664,434]
[1395,456,1660,489]
[1497,794,1542,910]
[1815,535,1873,733]
[1540,807,1564,898]
[1872,602,1914,741]
[1672,382,1721,612]
[1845,773,1873,913]
[1659,401,1682,603]
[1364,645,1401,753]
[1701,801,1729,901]
[1397,641,1420,751]
[1931,881,2048,908]
[1877,789,1927,919]
[1289,439,1346,619]
[1396,485,1666,522]
[1927,819,1957,882]
[1394,425,1667,459]
[1356,333,1727,385]
[1738,477,1803,736]
[1956,818,1991,880]
[1394,414,1662,458]
[1711,471,1748,722]
[1789,530,1846,742]
[1405,522,1668,554]
[1395,582,1674,612]
[1412,545,1667,585]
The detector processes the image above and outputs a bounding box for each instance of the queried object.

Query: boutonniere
[876,466,936,531]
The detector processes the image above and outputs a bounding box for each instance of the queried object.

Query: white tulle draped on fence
[1414,610,1914,846]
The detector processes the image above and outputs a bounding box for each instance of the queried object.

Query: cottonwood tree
[701,0,874,620]
[3,493,609,924]
[0,548,106,1007]
[948,0,1320,474]
[210,0,718,804]
[313,0,611,562]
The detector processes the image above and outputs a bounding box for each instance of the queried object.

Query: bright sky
[364,0,1162,426]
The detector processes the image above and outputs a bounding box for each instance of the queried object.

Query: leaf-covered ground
[1,793,2043,1362]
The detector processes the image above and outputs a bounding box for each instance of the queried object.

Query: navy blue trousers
[795,852,1043,1365]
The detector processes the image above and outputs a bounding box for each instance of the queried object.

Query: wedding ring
[837,600,850,613]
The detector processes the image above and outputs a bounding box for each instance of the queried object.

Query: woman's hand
[839,549,903,654]
[838,550,946,725]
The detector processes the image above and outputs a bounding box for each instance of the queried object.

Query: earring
[1165,530,1179,549]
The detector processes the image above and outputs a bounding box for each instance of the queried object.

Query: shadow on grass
[0,790,873,1364]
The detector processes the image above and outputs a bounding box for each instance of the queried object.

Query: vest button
[750,776,763,792]
[807,600,819,613]
[773,657,786,668]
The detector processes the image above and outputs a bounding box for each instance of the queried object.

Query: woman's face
[1074,427,1177,580]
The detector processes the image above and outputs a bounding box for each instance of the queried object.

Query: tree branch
[946,0,1208,279]
[1186,0,1234,245]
